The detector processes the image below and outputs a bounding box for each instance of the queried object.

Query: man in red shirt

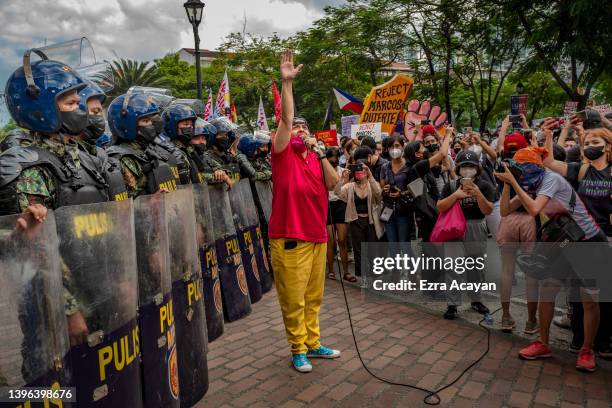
[269,49,340,373]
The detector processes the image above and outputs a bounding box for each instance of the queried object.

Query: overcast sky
[0,0,344,124]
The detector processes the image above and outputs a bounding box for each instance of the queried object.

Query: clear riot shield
[254,180,273,222]
[239,180,273,294]
[170,99,205,118]
[207,185,252,322]
[165,187,209,407]
[75,62,114,93]
[228,181,263,304]
[191,184,225,342]
[0,213,71,407]
[33,37,97,68]
[134,194,179,408]
[55,200,142,408]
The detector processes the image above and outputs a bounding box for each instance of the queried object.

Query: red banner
[315,129,338,147]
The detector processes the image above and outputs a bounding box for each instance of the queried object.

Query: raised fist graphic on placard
[404,100,447,141]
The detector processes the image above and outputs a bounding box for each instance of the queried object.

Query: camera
[348,163,361,176]
[495,159,523,180]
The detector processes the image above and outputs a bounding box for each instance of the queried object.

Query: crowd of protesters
[324,111,612,373]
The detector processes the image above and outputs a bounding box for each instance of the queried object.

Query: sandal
[343,273,357,283]
[327,272,336,280]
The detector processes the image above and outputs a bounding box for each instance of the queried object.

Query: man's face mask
[192,143,207,155]
[518,163,546,193]
[214,134,229,150]
[60,109,89,135]
[138,125,157,143]
[84,114,106,141]
[152,116,163,134]
[426,143,439,153]
[459,166,477,179]
[179,126,194,139]
[291,135,307,154]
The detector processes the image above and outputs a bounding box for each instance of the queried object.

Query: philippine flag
[333,88,364,114]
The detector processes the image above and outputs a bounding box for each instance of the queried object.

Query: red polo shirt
[268,140,328,243]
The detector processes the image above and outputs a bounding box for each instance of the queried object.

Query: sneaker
[307,345,341,359]
[576,347,596,372]
[471,302,490,315]
[501,316,516,333]
[444,306,458,320]
[553,314,571,329]
[519,340,552,360]
[523,320,539,335]
[292,354,312,373]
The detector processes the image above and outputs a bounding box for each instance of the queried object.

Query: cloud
[0,0,338,124]
[274,0,345,10]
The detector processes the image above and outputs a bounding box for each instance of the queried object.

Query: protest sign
[351,123,382,141]
[315,129,338,146]
[360,74,413,134]
[592,104,611,115]
[341,115,360,138]
[510,94,529,116]
[563,101,578,116]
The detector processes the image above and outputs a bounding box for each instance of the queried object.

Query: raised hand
[280,49,303,81]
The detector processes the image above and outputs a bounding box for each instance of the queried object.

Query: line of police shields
[0,181,273,407]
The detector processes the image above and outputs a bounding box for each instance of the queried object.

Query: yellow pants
[270,238,327,355]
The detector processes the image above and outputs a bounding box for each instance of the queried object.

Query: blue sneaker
[292,353,312,373]
[307,345,341,359]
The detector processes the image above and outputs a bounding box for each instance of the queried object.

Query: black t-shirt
[441,177,496,220]
[567,163,612,237]
[381,159,430,191]
[371,156,388,182]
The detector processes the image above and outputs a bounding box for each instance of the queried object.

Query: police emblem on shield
[213,280,223,314]
[236,265,248,295]
[251,255,260,281]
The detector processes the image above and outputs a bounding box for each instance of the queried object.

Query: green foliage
[0,119,17,144]
[109,58,171,99]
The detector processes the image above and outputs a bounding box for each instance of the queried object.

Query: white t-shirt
[536,171,601,239]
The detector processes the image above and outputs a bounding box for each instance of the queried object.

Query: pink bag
[430,201,466,243]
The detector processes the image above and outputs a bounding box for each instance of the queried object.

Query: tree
[509,0,612,109]
[109,59,170,99]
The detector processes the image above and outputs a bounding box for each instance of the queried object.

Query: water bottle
[484,313,493,326]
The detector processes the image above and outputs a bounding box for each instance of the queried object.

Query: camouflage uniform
[117,141,150,198]
[201,148,241,185]
[171,138,195,184]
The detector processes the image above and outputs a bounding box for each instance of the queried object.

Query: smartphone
[574,111,587,121]
[348,164,361,175]
[459,178,474,187]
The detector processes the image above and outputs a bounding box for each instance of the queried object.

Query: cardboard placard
[341,115,360,138]
[563,101,578,116]
[351,122,382,141]
[360,74,413,134]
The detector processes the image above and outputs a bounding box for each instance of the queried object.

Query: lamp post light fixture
[516,81,525,94]
[184,0,205,100]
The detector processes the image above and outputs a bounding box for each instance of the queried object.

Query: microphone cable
[322,160,509,405]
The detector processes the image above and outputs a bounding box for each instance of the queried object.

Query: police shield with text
[55,200,142,407]
[238,179,273,293]
[0,213,71,408]
[134,194,180,408]
[165,188,209,407]
[228,179,263,304]
[208,185,252,321]
[191,183,225,341]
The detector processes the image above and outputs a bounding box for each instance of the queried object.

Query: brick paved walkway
[197,280,612,408]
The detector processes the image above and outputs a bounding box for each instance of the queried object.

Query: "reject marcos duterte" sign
[360,74,413,134]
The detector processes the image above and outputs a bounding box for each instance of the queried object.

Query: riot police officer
[203,116,240,188]
[0,51,110,356]
[189,118,217,184]
[237,130,272,181]
[106,92,180,197]
[160,103,198,184]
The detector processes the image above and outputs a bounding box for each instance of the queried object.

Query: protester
[359,136,388,182]
[267,49,340,373]
[437,150,495,320]
[334,146,382,283]
[495,132,539,334]
[494,142,607,372]
[339,137,358,168]
[544,124,612,358]
[325,147,350,281]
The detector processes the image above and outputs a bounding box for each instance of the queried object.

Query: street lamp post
[184,0,205,101]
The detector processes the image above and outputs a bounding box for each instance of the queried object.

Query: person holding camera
[437,150,496,320]
[334,146,383,283]
[494,144,606,372]
[543,120,612,359]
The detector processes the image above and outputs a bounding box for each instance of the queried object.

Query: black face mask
[583,145,605,161]
[152,116,163,134]
[85,115,106,139]
[138,125,157,143]
[179,127,194,140]
[192,143,207,155]
[453,147,462,154]
[426,144,439,153]
[60,109,88,135]
[215,136,229,151]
